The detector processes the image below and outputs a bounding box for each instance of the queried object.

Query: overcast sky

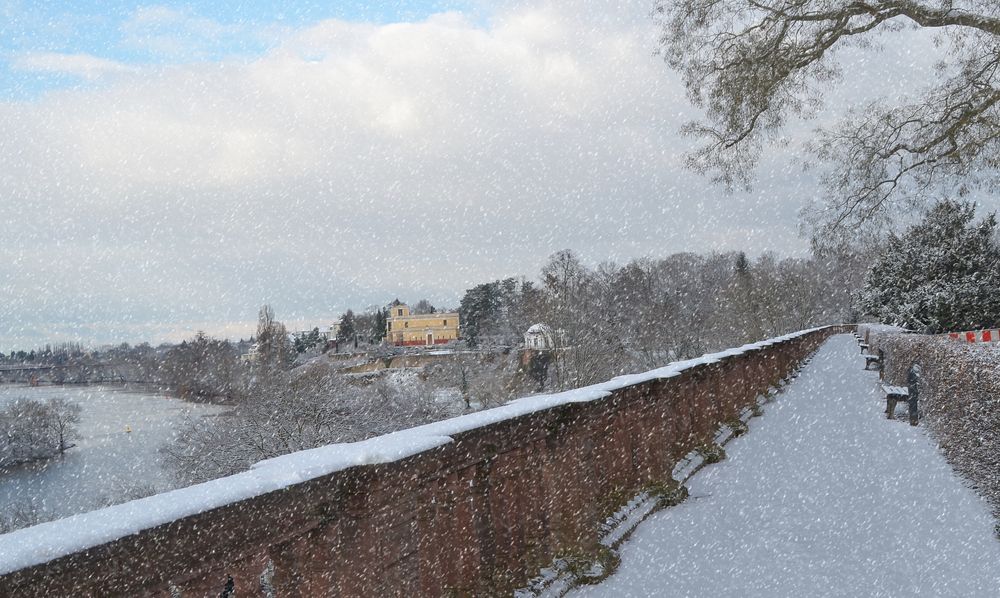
[0,0,965,349]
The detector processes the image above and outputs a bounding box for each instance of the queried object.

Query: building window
[387,322,392,331]
[398,308,403,316]
[443,319,448,326]
[404,322,409,328]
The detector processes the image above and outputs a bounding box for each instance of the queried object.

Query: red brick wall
[0,327,844,597]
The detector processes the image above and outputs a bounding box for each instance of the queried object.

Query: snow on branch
[656,0,1000,239]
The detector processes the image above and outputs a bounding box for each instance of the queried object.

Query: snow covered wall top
[0,325,844,596]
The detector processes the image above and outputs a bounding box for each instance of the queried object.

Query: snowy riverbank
[0,385,227,529]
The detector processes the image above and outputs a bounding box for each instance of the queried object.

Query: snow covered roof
[0,325,835,576]
[525,323,552,334]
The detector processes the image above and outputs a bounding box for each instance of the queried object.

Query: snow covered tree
[336,309,356,343]
[354,306,388,343]
[723,252,763,344]
[412,299,436,314]
[162,332,242,400]
[858,200,1000,332]
[163,364,448,484]
[459,281,505,347]
[293,327,323,353]
[0,398,82,467]
[373,307,388,342]
[254,305,293,372]
[541,249,589,313]
[459,277,545,347]
[43,398,81,454]
[656,0,1000,240]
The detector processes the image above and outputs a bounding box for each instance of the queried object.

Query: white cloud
[0,1,958,348]
[120,4,274,59]
[126,5,189,27]
[10,52,137,80]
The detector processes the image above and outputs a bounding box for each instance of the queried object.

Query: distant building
[387,303,460,346]
[240,343,260,364]
[292,320,340,343]
[323,320,341,341]
[524,323,555,350]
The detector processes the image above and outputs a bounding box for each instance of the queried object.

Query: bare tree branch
[656,0,1000,239]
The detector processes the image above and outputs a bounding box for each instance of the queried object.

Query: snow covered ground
[570,334,1000,598]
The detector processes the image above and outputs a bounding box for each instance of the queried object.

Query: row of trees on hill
[0,343,87,364]
[162,305,451,484]
[158,200,1000,486]
[459,247,866,389]
[455,200,1000,377]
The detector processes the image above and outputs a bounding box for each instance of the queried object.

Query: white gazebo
[524,323,555,350]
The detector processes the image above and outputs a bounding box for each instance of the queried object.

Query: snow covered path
[570,334,1000,597]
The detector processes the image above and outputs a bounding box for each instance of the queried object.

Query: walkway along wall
[0,326,847,597]
[863,325,1000,523]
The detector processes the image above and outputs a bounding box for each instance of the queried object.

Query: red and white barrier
[946,329,1000,343]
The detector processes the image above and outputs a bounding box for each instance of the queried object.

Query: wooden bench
[881,384,917,426]
[863,354,881,370]
[859,342,869,354]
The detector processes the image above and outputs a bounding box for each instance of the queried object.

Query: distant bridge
[0,364,73,372]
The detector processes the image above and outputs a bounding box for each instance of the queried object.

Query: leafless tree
[254,304,294,373]
[0,502,43,534]
[163,363,450,485]
[162,332,243,401]
[656,0,1000,240]
[412,299,437,314]
[43,398,82,454]
[0,398,82,467]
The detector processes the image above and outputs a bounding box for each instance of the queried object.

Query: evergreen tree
[459,277,544,347]
[858,200,1000,333]
[337,309,356,343]
[372,308,388,342]
[459,283,494,347]
[727,251,762,343]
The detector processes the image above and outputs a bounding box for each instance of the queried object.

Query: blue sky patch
[1,1,473,98]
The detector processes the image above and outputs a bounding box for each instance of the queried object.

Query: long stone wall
[0,327,845,597]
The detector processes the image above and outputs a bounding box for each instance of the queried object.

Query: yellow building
[386,303,461,346]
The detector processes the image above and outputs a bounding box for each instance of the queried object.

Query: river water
[0,384,227,525]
